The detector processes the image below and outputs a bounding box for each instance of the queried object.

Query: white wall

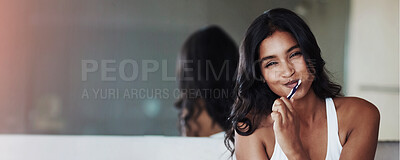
[347,0,399,140]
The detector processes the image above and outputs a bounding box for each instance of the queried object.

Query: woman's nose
[281,62,295,78]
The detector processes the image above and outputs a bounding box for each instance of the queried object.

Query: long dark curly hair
[175,25,239,136]
[224,8,342,156]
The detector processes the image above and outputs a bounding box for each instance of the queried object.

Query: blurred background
[0,0,398,143]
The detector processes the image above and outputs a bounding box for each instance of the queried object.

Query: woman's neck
[292,89,325,127]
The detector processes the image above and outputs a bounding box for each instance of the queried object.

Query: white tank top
[270,98,343,160]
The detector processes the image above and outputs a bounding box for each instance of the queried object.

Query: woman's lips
[284,80,299,88]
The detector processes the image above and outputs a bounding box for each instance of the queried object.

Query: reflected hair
[175,25,239,136]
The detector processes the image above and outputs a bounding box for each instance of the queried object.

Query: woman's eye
[290,52,302,58]
[265,61,277,68]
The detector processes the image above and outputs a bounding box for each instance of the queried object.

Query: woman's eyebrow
[287,44,300,53]
[258,55,275,64]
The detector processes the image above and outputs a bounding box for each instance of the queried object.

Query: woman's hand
[271,97,310,160]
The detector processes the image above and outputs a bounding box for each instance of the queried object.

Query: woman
[225,8,380,159]
[175,25,239,137]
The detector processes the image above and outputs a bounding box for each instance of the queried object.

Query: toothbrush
[286,79,302,99]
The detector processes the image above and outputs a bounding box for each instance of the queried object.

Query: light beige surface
[0,135,396,160]
[0,135,231,160]
[347,0,399,140]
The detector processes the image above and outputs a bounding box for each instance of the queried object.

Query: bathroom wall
[347,0,399,141]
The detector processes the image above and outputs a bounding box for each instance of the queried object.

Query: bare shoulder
[334,97,380,116]
[332,97,380,158]
[235,115,273,142]
[333,97,380,127]
[234,115,273,159]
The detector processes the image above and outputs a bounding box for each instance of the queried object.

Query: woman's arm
[235,129,268,160]
[339,98,380,160]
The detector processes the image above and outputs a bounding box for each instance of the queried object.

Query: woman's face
[258,31,314,99]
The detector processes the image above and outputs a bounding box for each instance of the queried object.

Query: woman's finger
[270,111,282,128]
[280,97,296,114]
[273,99,288,124]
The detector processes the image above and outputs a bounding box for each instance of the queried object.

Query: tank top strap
[270,135,288,160]
[325,97,343,160]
